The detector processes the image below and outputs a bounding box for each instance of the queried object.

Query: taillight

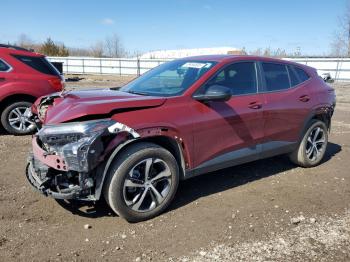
[48,78,64,91]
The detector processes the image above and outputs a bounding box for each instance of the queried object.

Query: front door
[191,61,265,174]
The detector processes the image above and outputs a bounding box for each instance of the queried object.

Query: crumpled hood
[39,89,166,124]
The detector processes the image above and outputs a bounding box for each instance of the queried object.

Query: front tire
[103,142,179,222]
[1,101,35,135]
[289,120,328,167]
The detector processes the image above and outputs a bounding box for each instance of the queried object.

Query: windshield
[120,60,217,96]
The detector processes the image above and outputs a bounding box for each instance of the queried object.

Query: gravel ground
[65,74,135,89]
[0,76,349,261]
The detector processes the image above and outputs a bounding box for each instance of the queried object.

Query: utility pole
[348,19,350,57]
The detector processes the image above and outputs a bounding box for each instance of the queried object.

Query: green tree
[40,38,59,56]
[39,38,69,56]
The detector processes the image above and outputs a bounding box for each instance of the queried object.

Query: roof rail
[0,44,32,52]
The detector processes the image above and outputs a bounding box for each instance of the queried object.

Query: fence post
[66,58,69,73]
[137,58,140,76]
[82,59,85,74]
[119,59,121,76]
[100,59,102,74]
[335,60,340,82]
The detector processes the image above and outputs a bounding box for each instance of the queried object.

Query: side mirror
[177,68,185,76]
[321,73,334,83]
[193,85,231,102]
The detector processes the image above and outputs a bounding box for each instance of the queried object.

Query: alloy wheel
[8,106,34,132]
[123,158,172,212]
[305,126,326,161]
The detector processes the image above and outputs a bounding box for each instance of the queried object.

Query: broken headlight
[37,119,116,172]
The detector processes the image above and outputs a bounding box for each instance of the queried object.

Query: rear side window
[12,55,59,76]
[262,63,290,91]
[294,67,310,82]
[0,59,10,72]
[209,62,257,95]
[287,66,299,86]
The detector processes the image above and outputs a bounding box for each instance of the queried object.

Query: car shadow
[0,127,10,136]
[55,198,116,218]
[169,142,341,212]
[54,142,341,219]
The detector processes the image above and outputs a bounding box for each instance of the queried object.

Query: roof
[0,44,42,56]
[0,44,31,51]
[180,55,314,68]
[140,47,241,59]
[177,55,316,74]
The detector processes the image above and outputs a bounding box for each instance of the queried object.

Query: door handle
[299,95,310,102]
[0,77,5,82]
[248,101,262,109]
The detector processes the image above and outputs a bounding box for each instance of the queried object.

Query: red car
[0,44,63,135]
[26,55,335,222]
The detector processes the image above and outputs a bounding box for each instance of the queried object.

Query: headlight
[37,119,116,172]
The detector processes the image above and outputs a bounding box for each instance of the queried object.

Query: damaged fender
[94,126,188,200]
[26,120,141,200]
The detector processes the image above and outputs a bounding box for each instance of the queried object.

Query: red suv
[26,55,335,222]
[0,44,63,135]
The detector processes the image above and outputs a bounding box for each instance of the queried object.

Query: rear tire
[1,101,35,135]
[289,120,328,167]
[103,142,179,222]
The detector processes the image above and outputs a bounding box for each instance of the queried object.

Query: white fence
[47,57,170,76]
[47,56,350,81]
[285,58,350,81]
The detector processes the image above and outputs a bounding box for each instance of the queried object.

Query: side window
[0,59,10,72]
[262,63,290,91]
[12,55,60,76]
[287,66,300,86]
[209,62,257,95]
[294,67,310,82]
[287,65,310,87]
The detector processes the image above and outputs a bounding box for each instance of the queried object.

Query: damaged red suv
[26,55,336,222]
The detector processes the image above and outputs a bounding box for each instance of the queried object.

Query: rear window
[294,67,310,82]
[12,55,60,76]
[262,63,290,91]
[287,65,310,87]
[0,59,10,72]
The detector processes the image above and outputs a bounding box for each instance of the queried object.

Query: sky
[0,0,347,55]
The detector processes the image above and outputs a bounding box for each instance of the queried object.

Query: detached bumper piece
[26,154,95,200]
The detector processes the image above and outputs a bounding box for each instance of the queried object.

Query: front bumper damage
[25,121,140,201]
[26,154,94,200]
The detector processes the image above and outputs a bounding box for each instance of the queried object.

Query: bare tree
[331,1,350,57]
[90,41,104,57]
[248,47,290,57]
[250,48,263,56]
[16,34,36,50]
[68,47,91,57]
[104,34,126,57]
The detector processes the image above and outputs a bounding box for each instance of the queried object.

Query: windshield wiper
[126,90,149,96]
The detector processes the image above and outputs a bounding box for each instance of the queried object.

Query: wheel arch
[0,93,37,112]
[94,134,187,200]
[311,111,332,129]
[298,105,334,143]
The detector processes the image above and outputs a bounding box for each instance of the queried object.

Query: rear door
[191,61,265,173]
[259,62,312,151]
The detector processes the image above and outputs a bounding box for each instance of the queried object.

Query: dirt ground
[0,76,350,261]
